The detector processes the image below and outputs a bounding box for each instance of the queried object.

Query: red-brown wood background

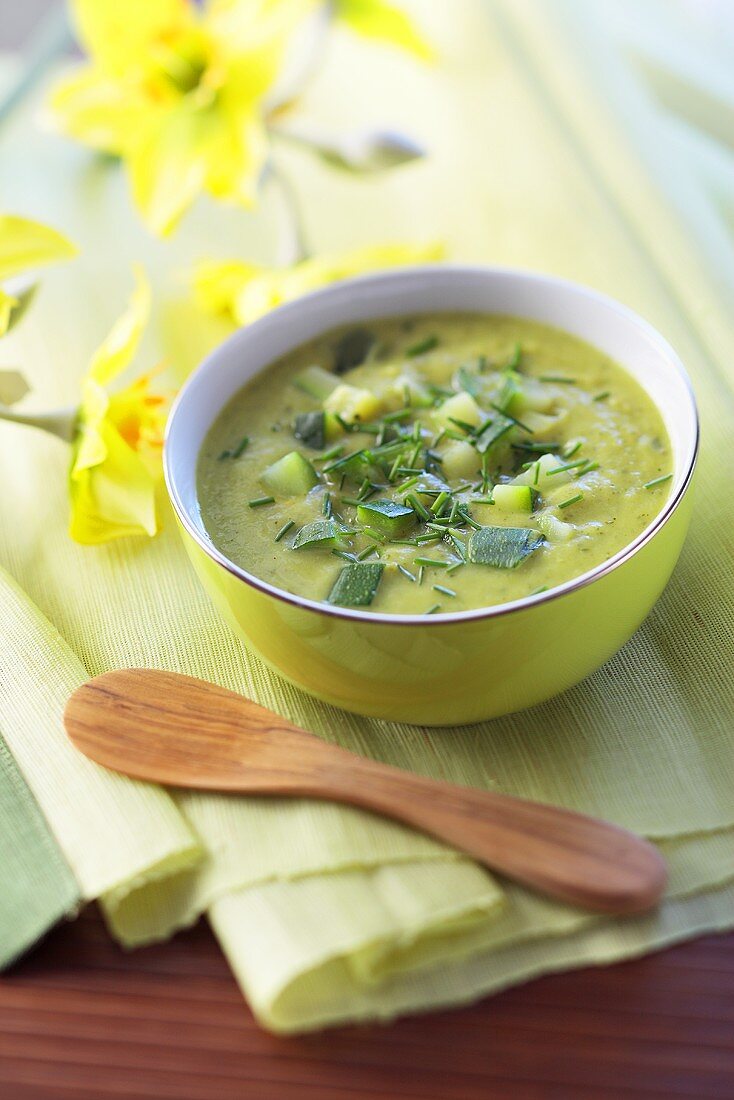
[1,908,732,1099]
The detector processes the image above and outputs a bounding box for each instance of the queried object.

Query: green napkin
[0,0,732,1031]
[0,734,79,967]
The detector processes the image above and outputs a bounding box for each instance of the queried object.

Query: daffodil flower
[192,241,444,326]
[69,270,168,543]
[0,214,76,336]
[51,0,311,236]
[50,0,432,236]
[0,267,167,544]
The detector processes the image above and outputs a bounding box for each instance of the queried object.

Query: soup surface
[198,314,672,615]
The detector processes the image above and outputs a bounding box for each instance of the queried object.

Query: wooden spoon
[64,669,667,914]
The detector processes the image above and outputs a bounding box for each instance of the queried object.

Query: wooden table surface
[0,908,731,1100]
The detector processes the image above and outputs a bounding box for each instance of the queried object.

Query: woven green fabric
[0,734,79,967]
[0,0,732,1030]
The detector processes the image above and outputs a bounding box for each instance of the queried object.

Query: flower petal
[0,216,77,282]
[69,0,190,76]
[87,268,151,386]
[194,242,444,325]
[50,68,158,154]
[127,107,212,236]
[69,419,158,544]
[336,0,434,60]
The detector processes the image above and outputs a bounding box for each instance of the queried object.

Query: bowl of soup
[165,266,698,724]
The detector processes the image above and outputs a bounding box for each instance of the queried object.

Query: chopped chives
[431,491,450,514]
[231,434,250,457]
[357,545,378,560]
[248,496,274,507]
[274,519,295,542]
[457,508,481,530]
[322,492,332,517]
[397,467,424,476]
[332,549,358,562]
[383,408,412,423]
[319,445,344,462]
[582,460,600,473]
[490,403,532,433]
[397,564,417,582]
[539,375,576,384]
[433,584,456,598]
[414,557,450,568]
[425,603,441,615]
[593,391,611,402]
[564,440,582,459]
[558,493,584,509]
[446,560,465,574]
[643,473,672,489]
[547,459,588,476]
[405,493,431,521]
[447,417,478,435]
[531,585,549,595]
[417,566,425,585]
[406,334,439,357]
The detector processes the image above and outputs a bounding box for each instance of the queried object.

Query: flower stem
[0,405,77,443]
[265,160,311,265]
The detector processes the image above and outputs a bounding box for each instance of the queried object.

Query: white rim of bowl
[164,265,700,628]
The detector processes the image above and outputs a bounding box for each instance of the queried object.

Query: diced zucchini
[440,439,479,480]
[333,328,374,373]
[434,391,484,430]
[293,365,340,400]
[324,383,382,425]
[491,484,537,513]
[511,453,572,489]
[475,412,514,454]
[292,519,341,549]
[380,372,433,410]
[293,411,325,450]
[261,451,318,496]
[356,499,415,538]
[536,511,575,542]
[468,526,545,568]
[324,412,344,441]
[328,562,384,606]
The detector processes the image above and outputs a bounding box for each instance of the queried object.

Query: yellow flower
[0,215,77,336]
[69,269,168,543]
[51,0,311,236]
[335,0,434,60]
[193,241,444,325]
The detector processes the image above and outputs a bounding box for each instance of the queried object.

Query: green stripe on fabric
[0,733,79,968]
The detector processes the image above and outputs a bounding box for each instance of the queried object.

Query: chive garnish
[563,441,582,459]
[593,391,611,402]
[531,585,549,595]
[456,508,481,530]
[558,493,584,509]
[547,459,588,476]
[319,445,344,462]
[446,560,465,575]
[643,473,672,489]
[582,460,600,473]
[383,408,412,423]
[433,584,456,598]
[249,496,274,507]
[231,434,250,457]
[397,564,417,582]
[274,519,295,542]
[405,493,431,521]
[322,492,333,517]
[332,549,358,562]
[539,375,576,384]
[417,566,425,585]
[505,343,522,371]
[447,417,478,435]
[406,334,439,357]
[425,603,442,615]
[357,545,378,560]
[431,491,450,515]
[414,557,450,568]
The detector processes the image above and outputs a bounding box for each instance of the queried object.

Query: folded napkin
[0,0,733,1031]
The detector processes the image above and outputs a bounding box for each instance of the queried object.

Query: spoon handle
[319,757,667,914]
[64,669,667,914]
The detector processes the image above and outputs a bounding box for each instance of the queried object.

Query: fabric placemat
[0,0,732,1031]
[0,733,79,968]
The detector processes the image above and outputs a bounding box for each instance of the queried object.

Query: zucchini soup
[197,314,672,616]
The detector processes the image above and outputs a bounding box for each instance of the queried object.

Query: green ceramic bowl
[164,266,699,725]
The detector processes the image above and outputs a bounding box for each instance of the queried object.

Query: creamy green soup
[198,314,672,615]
